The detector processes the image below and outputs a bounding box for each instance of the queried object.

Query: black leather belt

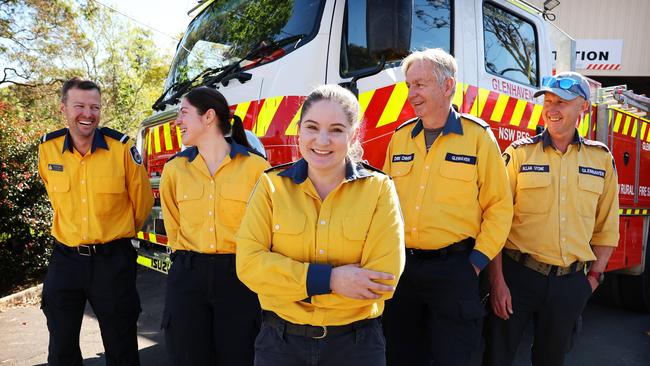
[55,238,130,257]
[262,311,377,339]
[504,248,586,276]
[407,237,475,259]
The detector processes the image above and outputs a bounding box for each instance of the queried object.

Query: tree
[0,0,172,295]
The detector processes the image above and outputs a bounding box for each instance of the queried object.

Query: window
[340,0,452,77]
[483,2,538,86]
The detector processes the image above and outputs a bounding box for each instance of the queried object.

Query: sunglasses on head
[541,76,589,99]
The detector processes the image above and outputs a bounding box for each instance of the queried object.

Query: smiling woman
[236,85,405,366]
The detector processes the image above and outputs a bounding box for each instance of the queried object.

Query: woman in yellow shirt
[160,87,270,365]
[236,85,405,366]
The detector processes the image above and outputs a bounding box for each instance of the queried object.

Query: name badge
[48,164,63,172]
[520,164,549,173]
[445,153,477,165]
[579,166,605,178]
[392,154,414,162]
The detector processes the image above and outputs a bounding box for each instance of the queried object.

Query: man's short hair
[61,77,101,103]
[402,48,458,87]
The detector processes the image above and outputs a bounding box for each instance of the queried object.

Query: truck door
[475,0,546,152]
[326,0,455,167]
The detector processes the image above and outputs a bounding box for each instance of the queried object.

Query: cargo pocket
[577,175,604,218]
[219,182,250,228]
[342,214,373,263]
[515,173,552,214]
[92,176,126,216]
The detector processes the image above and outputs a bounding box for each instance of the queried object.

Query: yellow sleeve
[124,141,153,230]
[591,154,620,246]
[312,177,405,308]
[160,162,180,249]
[472,130,513,265]
[503,145,518,199]
[382,136,394,173]
[37,144,50,192]
[236,174,310,302]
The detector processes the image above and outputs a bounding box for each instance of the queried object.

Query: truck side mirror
[366,0,412,60]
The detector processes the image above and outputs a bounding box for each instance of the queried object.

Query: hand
[490,276,513,320]
[586,275,599,292]
[330,264,395,300]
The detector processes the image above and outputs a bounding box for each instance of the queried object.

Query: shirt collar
[61,128,108,154]
[541,128,583,150]
[411,107,463,138]
[177,138,251,163]
[278,158,373,184]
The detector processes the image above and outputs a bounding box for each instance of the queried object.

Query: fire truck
[132,0,650,311]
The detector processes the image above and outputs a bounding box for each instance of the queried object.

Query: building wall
[530,0,649,77]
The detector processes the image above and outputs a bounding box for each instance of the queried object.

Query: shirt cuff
[469,249,489,271]
[306,263,332,296]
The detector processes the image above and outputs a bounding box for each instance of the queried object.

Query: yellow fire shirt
[383,108,513,270]
[38,127,153,246]
[236,159,405,326]
[160,141,269,253]
[502,129,619,266]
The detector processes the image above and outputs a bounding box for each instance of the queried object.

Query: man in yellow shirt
[484,72,619,366]
[38,78,153,366]
[381,48,513,365]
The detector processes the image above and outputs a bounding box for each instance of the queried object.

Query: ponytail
[230,114,251,149]
[184,86,252,149]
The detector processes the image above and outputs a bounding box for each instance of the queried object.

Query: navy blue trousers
[483,254,593,366]
[41,239,141,366]
[162,252,260,366]
[382,250,485,366]
[254,316,386,366]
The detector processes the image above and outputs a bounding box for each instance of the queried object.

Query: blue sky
[106,0,196,52]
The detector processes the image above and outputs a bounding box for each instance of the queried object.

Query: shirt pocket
[219,182,250,228]
[436,161,477,204]
[342,214,373,264]
[177,184,204,227]
[515,173,552,214]
[577,174,604,218]
[48,174,71,208]
[390,160,414,199]
[271,211,307,261]
[92,176,126,216]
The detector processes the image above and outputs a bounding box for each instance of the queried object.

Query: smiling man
[381,48,513,366]
[484,72,620,366]
[38,78,153,365]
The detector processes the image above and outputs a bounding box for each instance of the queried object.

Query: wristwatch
[587,270,605,285]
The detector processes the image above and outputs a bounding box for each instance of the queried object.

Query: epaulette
[264,161,294,174]
[582,139,610,153]
[361,162,387,176]
[395,117,419,132]
[100,127,129,144]
[40,128,67,144]
[511,134,543,149]
[461,113,490,129]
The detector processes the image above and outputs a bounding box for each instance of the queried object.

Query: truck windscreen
[162,0,325,98]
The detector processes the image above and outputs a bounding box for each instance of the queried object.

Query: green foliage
[0,0,172,294]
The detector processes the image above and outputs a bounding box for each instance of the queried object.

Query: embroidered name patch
[48,164,63,172]
[392,154,414,162]
[579,166,605,178]
[520,164,549,172]
[445,153,477,165]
